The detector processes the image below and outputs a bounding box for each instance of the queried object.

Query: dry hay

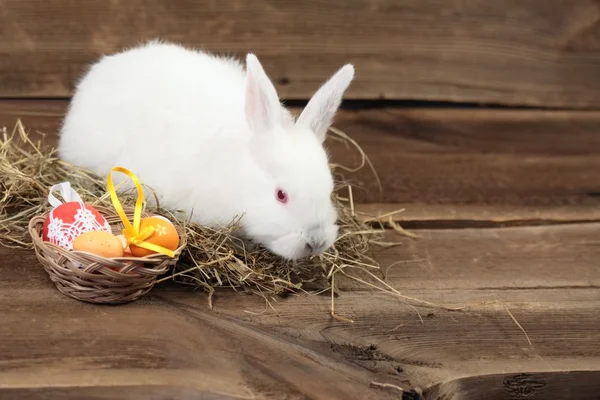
[0,119,450,321]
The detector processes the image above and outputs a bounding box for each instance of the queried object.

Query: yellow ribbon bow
[107,166,176,258]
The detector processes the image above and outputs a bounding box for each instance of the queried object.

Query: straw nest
[1,119,418,318]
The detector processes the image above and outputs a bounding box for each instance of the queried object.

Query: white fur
[58,40,354,260]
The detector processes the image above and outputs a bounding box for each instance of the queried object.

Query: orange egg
[73,231,125,258]
[129,216,179,257]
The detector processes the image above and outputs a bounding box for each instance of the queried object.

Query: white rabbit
[58,40,355,260]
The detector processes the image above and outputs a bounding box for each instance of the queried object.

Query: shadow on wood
[0,386,237,400]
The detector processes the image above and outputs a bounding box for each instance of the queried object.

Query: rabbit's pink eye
[276,189,288,204]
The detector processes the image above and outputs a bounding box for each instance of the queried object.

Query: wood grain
[0,387,237,400]
[1,223,599,397]
[2,100,600,221]
[2,1,600,107]
[425,371,600,400]
[367,223,600,290]
[325,108,600,207]
[0,252,397,400]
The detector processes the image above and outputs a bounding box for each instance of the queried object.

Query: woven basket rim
[28,205,187,264]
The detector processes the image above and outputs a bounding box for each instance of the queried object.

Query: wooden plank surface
[0,387,237,400]
[347,223,600,291]
[0,251,395,400]
[2,1,600,107]
[1,224,599,399]
[425,371,600,400]
[2,100,600,223]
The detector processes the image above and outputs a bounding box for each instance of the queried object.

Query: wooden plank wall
[3,100,600,216]
[2,0,600,107]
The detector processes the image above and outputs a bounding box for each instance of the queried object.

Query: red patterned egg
[42,201,111,250]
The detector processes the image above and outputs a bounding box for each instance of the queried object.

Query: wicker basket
[28,205,186,304]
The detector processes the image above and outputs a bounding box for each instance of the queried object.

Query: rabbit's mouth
[259,228,337,261]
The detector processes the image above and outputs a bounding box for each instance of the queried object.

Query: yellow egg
[73,231,125,258]
[129,216,179,257]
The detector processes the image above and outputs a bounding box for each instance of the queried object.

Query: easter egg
[116,235,134,258]
[129,216,179,257]
[116,234,131,254]
[42,201,111,250]
[73,231,125,258]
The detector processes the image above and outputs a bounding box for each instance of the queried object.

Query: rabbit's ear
[297,64,354,143]
[245,54,282,134]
